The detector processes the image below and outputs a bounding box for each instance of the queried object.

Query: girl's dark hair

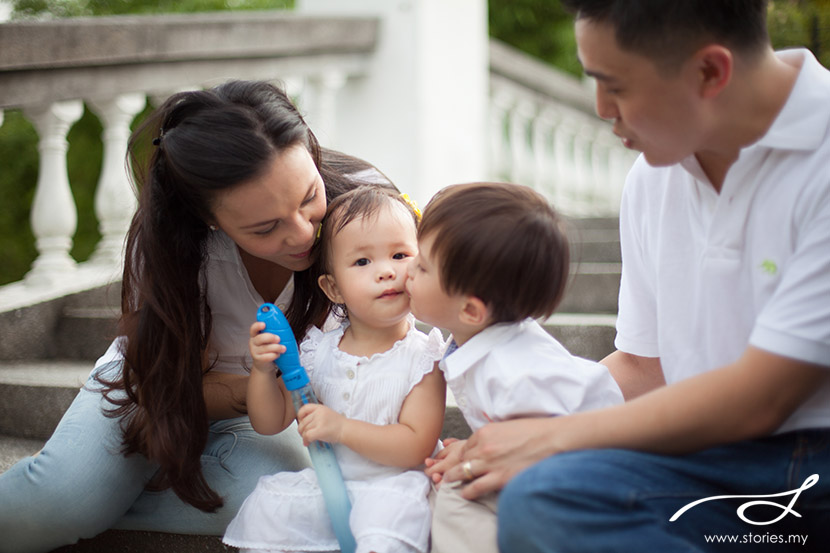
[418,182,569,324]
[104,80,385,512]
[290,183,409,330]
[561,0,770,71]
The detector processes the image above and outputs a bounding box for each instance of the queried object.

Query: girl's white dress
[223,317,445,553]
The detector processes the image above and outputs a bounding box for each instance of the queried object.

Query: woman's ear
[317,274,343,304]
[458,296,490,327]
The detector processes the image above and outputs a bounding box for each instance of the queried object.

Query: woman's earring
[209,224,218,231]
[315,223,322,241]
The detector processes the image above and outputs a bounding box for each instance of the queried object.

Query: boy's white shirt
[615,48,830,433]
[440,318,623,433]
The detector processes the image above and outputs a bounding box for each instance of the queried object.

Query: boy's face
[575,19,705,167]
[405,232,465,334]
[320,203,417,329]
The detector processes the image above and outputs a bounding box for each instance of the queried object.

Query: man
[440,2,830,551]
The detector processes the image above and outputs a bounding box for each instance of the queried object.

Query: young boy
[448,2,830,552]
[405,181,623,553]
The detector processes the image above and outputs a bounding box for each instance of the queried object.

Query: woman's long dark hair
[103,80,334,512]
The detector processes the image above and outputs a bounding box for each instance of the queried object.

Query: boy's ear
[694,44,733,99]
[317,274,343,304]
[458,296,490,327]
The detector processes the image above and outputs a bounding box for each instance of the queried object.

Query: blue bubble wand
[257,303,356,553]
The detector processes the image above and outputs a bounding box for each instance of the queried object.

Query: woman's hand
[424,438,466,485]
[297,403,347,446]
[249,321,286,374]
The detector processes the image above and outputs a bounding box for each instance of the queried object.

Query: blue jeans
[0,361,310,553]
[498,430,830,552]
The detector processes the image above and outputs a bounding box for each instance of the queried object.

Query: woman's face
[211,144,327,272]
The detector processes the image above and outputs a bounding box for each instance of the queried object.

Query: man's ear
[458,296,490,327]
[694,44,733,99]
[317,274,343,304]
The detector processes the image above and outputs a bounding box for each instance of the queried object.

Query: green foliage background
[1,0,829,284]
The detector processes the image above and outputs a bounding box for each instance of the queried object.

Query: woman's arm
[451,346,827,499]
[203,371,248,420]
[298,365,446,468]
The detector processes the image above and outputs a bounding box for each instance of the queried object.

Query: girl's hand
[297,403,346,446]
[424,439,466,485]
[248,321,286,374]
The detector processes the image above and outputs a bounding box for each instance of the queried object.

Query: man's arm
[452,346,827,499]
[601,350,665,400]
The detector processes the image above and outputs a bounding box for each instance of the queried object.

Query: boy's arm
[601,350,665,400]
[451,346,826,499]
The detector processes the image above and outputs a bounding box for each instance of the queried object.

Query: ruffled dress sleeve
[298,325,325,378]
[406,325,447,395]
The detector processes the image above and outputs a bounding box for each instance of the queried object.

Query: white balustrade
[304,71,347,148]
[23,100,84,287]
[487,78,636,216]
[88,93,146,268]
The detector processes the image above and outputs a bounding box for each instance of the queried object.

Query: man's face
[575,18,705,167]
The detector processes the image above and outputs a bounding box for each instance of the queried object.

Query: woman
[0,80,397,553]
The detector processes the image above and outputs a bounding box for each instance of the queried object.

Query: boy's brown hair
[418,182,569,324]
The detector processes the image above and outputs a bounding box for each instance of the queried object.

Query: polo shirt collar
[680,49,830,178]
[754,48,830,151]
[441,319,529,380]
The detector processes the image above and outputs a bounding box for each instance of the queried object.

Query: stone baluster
[508,98,535,185]
[551,113,577,213]
[305,72,347,148]
[532,107,558,201]
[23,100,84,287]
[487,88,512,182]
[88,93,146,267]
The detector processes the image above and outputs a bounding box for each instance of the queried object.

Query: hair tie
[152,128,165,147]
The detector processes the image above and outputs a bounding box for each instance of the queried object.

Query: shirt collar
[441,319,530,380]
[680,49,830,178]
[753,48,830,151]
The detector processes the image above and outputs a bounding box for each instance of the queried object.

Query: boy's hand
[249,321,286,374]
[424,438,467,485]
[297,403,346,446]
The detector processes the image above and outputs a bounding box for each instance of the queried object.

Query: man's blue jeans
[0,361,310,553]
[498,430,830,552]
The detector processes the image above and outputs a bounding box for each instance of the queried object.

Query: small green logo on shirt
[760,259,778,275]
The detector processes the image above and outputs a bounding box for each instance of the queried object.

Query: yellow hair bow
[400,193,422,221]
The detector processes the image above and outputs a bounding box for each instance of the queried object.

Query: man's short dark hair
[562,0,770,70]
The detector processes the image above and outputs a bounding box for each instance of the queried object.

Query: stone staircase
[0,216,620,552]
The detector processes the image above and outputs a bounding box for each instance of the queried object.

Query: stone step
[559,263,621,314]
[0,310,615,446]
[569,228,621,263]
[48,530,236,553]
[0,361,89,440]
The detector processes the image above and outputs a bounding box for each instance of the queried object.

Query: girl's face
[211,144,327,272]
[319,202,418,329]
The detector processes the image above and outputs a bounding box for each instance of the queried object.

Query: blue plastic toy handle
[255,303,357,553]
[256,303,308,391]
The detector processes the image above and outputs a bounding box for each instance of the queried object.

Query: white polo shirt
[442,319,623,432]
[615,49,830,433]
